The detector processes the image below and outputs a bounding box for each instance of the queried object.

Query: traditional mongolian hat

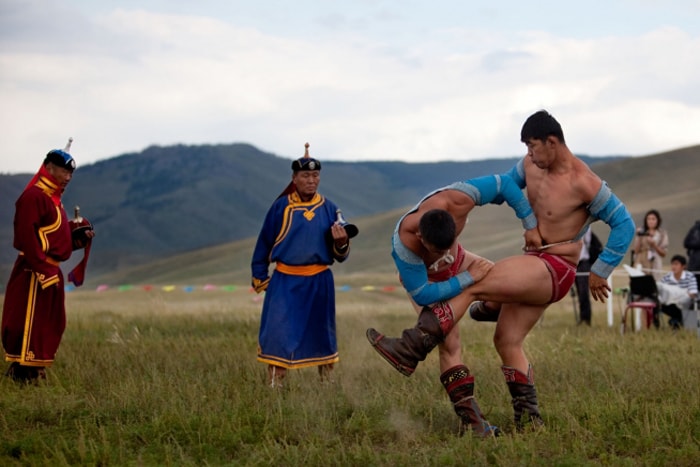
[45,137,77,171]
[291,142,321,172]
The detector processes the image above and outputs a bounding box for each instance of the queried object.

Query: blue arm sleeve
[392,232,474,306]
[587,182,636,278]
[503,159,526,189]
[448,171,536,229]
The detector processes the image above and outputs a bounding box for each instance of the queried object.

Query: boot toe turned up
[366,328,417,377]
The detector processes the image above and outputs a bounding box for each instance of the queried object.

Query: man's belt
[275,263,328,276]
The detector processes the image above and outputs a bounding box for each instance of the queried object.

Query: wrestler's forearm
[398,262,470,305]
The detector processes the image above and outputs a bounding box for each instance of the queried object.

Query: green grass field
[1,284,699,466]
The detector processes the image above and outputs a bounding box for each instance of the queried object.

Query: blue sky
[1,0,699,173]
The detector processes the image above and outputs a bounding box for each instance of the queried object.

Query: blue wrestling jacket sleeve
[393,173,536,306]
[392,238,473,306]
[586,182,635,278]
[446,173,537,230]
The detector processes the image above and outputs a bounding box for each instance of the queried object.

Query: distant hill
[91,144,700,288]
[0,143,619,283]
[2,142,699,289]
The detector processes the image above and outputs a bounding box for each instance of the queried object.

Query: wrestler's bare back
[399,190,493,279]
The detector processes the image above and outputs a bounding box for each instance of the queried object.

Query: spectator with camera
[632,209,668,279]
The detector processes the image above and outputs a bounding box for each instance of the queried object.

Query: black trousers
[660,304,683,328]
[575,260,592,324]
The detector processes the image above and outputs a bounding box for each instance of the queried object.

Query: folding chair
[620,275,659,334]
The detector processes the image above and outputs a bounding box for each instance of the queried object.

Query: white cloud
[0,2,699,173]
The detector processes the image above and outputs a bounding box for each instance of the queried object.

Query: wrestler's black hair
[520,110,565,144]
[419,209,456,251]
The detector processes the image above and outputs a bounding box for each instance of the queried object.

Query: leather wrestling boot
[366,303,454,376]
[441,365,501,438]
[502,365,544,431]
[468,301,501,322]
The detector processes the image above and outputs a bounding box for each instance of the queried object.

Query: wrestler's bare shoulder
[397,220,425,256]
[417,189,474,212]
[398,211,420,237]
[570,161,603,201]
[441,189,475,210]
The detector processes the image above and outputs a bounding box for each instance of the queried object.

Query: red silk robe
[2,168,73,367]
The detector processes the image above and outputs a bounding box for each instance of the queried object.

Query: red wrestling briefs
[427,244,466,282]
[525,251,577,303]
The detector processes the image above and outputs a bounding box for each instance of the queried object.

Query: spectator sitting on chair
[658,254,698,330]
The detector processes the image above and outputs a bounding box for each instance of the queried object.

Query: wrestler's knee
[493,330,507,354]
[493,327,522,356]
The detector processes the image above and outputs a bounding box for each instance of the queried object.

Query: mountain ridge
[1,142,699,289]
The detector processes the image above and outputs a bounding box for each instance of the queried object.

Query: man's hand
[252,277,270,294]
[468,257,494,283]
[330,222,349,249]
[523,228,543,251]
[589,272,611,302]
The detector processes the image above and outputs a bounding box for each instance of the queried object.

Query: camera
[636,231,648,236]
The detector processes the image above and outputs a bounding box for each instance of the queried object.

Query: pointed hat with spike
[45,137,76,171]
[291,142,321,172]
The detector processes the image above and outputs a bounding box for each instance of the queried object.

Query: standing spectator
[574,228,602,326]
[632,209,668,279]
[683,220,700,285]
[251,144,354,388]
[2,140,94,383]
[658,255,698,330]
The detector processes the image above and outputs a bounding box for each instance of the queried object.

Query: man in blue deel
[251,143,356,388]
